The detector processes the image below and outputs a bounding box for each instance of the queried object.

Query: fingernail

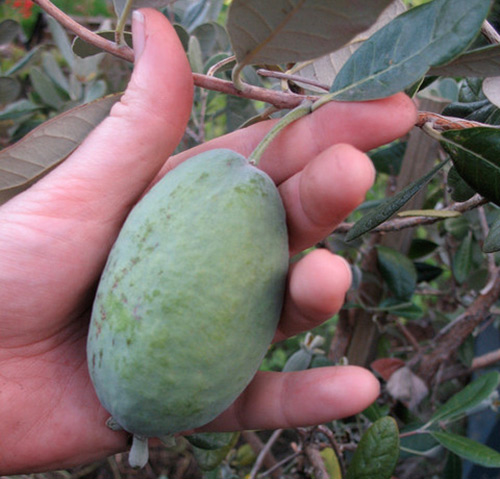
[132,10,146,62]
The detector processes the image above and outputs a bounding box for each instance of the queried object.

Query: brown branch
[33,0,500,121]
[416,111,496,132]
[416,270,500,384]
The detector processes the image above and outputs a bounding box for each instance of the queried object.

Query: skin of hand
[0,8,417,474]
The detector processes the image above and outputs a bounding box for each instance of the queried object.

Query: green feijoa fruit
[87,148,289,438]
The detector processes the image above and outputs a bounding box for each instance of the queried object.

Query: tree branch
[333,194,488,235]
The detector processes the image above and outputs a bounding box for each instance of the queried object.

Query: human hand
[0,8,417,474]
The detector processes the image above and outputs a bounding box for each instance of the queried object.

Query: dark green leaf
[329,0,492,101]
[346,417,399,479]
[0,94,121,205]
[415,262,443,283]
[441,127,500,206]
[443,453,462,479]
[452,231,473,284]
[191,432,239,470]
[443,78,500,126]
[432,431,500,468]
[0,77,21,104]
[362,402,389,423]
[369,141,406,176]
[227,0,393,66]
[484,214,500,252]
[174,24,190,51]
[399,428,439,458]
[377,246,417,301]
[346,160,448,241]
[430,371,500,424]
[72,31,133,58]
[185,432,238,450]
[0,19,20,45]
[447,165,476,202]
[408,239,439,260]
[378,298,424,319]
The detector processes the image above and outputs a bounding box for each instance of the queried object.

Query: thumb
[10,8,193,225]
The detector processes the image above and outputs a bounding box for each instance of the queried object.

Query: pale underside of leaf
[293,0,407,93]
[226,0,393,67]
[482,76,500,109]
[429,44,500,78]
[0,94,121,205]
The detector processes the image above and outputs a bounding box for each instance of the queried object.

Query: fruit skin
[87,149,289,438]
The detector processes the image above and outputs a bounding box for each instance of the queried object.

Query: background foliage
[2,0,500,478]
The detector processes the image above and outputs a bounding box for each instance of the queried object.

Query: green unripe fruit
[87,149,289,440]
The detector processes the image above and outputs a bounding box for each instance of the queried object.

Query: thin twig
[257,68,330,91]
[481,20,500,44]
[248,429,283,479]
[259,451,302,478]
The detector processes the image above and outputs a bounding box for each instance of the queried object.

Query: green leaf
[378,298,424,320]
[429,371,500,425]
[226,0,393,67]
[441,127,500,206]
[72,31,133,58]
[187,35,204,73]
[192,432,239,471]
[0,76,21,104]
[443,453,462,479]
[377,246,417,301]
[46,16,75,69]
[429,44,500,78]
[408,239,438,260]
[185,432,238,450]
[0,19,20,45]
[0,93,121,205]
[329,0,492,101]
[431,431,500,468]
[369,140,406,176]
[346,417,399,479]
[415,262,443,283]
[320,447,342,479]
[443,78,500,126]
[346,160,448,241]
[452,231,473,284]
[0,99,39,121]
[5,46,41,76]
[447,165,476,202]
[192,22,230,61]
[483,214,500,253]
[29,66,66,110]
[282,349,313,372]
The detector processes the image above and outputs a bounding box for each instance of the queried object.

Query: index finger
[161,93,417,185]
